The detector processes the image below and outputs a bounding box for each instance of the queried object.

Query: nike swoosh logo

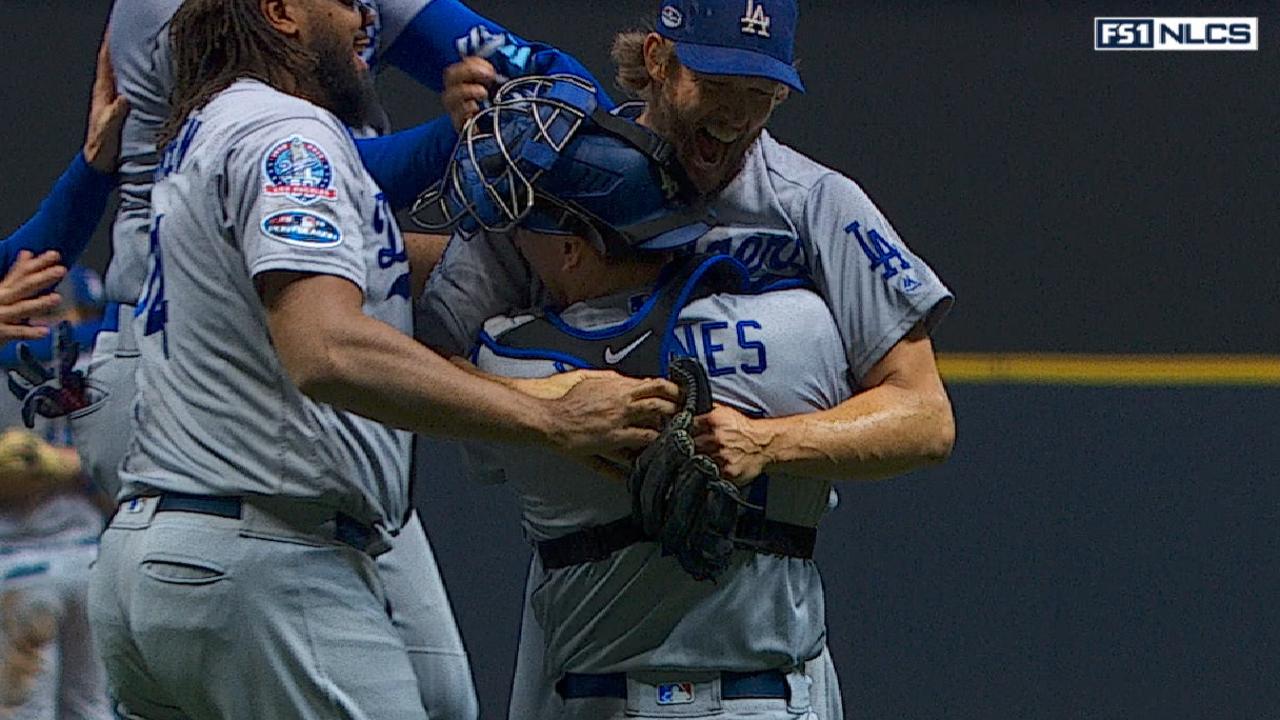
[604,330,654,365]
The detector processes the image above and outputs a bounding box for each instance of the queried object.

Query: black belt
[153,493,378,554]
[536,514,816,570]
[557,670,789,700]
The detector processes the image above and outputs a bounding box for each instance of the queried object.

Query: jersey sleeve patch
[261,135,339,204]
[260,210,344,248]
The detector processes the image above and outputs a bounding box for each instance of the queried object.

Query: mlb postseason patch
[262,135,338,204]
[660,4,683,29]
[656,682,695,705]
[261,210,343,248]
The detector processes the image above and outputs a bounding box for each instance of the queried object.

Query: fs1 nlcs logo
[1095,17,1258,51]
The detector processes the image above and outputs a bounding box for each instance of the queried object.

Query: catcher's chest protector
[489,254,750,376]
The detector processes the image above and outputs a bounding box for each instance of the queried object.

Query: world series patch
[262,135,337,205]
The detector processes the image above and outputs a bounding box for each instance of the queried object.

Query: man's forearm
[448,355,594,400]
[294,314,554,445]
[758,384,954,481]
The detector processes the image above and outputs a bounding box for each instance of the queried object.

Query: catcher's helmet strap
[589,109,673,163]
[589,109,700,201]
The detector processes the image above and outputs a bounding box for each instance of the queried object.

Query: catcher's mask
[410,74,714,255]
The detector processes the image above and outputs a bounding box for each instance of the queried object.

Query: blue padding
[519,139,560,171]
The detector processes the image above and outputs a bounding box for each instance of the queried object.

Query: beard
[303,28,378,128]
[647,81,760,198]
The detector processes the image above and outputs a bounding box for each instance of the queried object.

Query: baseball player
[464,135,857,720]
[87,2,677,718]
[419,1,956,717]
[0,425,106,720]
[0,271,112,720]
[0,268,114,720]
[0,37,126,717]
[74,1,610,717]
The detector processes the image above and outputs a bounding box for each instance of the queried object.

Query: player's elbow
[918,392,956,465]
[285,337,356,405]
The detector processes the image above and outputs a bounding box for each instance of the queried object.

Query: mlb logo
[656,682,695,705]
[1095,18,1154,49]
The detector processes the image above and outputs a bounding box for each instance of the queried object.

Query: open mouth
[353,38,371,69]
[693,128,729,167]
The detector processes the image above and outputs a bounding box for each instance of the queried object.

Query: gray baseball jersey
[117,79,413,529]
[419,129,954,383]
[471,285,851,674]
[105,0,429,306]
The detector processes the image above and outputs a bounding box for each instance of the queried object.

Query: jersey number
[135,214,169,357]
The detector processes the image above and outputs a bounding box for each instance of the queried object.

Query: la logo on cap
[741,0,771,37]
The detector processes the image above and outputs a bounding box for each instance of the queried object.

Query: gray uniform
[0,367,109,719]
[88,80,424,720]
[472,285,849,719]
[98,3,478,717]
[419,129,954,719]
[1,540,106,720]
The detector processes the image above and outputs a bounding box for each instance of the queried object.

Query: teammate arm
[260,271,675,456]
[355,0,618,210]
[353,116,457,211]
[696,173,957,482]
[694,323,954,482]
[0,34,128,274]
[380,0,612,105]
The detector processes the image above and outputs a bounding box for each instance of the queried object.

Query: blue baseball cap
[655,0,804,93]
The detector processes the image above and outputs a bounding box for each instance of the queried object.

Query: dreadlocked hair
[159,0,317,147]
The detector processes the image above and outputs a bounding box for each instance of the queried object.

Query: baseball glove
[628,357,754,581]
[6,321,101,428]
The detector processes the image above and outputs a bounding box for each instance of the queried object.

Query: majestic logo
[262,136,337,204]
[604,330,654,365]
[1094,17,1258,51]
[660,5,683,30]
[740,0,771,37]
[261,210,343,248]
[656,682,695,705]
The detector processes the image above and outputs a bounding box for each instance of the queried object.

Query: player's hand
[83,31,131,174]
[692,404,779,484]
[0,251,65,343]
[545,374,679,456]
[442,57,497,131]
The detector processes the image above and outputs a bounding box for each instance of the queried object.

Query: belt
[536,514,816,570]
[557,670,789,700]
[154,493,378,554]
